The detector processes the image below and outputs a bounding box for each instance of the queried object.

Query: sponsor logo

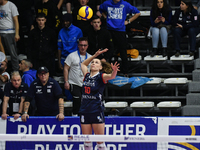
[186,138,197,141]
[47,85,52,88]
[97,116,102,122]
[47,89,51,93]
[36,86,42,88]
[124,137,145,141]
[73,135,90,141]
[68,135,73,140]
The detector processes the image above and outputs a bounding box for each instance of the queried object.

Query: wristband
[65,81,69,83]
[23,112,27,115]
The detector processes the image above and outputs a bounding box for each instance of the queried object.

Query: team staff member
[63,37,92,116]
[80,49,119,150]
[1,71,28,120]
[22,66,64,122]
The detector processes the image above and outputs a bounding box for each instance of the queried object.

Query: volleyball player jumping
[79,48,119,150]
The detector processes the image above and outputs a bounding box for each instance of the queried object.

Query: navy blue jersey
[4,82,28,116]
[79,72,106,114]
[26,77,63,116]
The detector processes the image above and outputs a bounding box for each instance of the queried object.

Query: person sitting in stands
[150,0,172,57]
[173,0,200,57]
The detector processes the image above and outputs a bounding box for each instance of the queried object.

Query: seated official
[1,71,28,120]
[22,66,64,122]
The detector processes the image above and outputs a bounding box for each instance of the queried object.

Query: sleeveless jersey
[79,72,106,113]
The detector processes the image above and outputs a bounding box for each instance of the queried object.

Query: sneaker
[175,51,180,57]
[188,51,194,57]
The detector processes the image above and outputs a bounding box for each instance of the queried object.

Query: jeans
[173,27,199,52]
[152,27,168,48]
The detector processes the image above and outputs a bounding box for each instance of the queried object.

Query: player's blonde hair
[100,61,113,74]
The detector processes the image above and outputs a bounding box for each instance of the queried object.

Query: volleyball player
[79,49,119,150]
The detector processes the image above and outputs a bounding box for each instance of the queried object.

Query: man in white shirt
[63,37,91,116]
[0,0,20,71]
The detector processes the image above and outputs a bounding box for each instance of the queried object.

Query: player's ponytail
[100,61,112,74]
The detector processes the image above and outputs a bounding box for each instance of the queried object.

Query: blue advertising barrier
[0,116,200,150]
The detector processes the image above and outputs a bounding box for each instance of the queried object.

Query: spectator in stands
[0,0,20,71]
[66,0,101,15]
[58,13,83,70]
[72,0,93,36]
[1,71,28,120]
[10,0,34,54]
[150,0,172,57]
[52,0,64,10]
[191,0,200,14]
[80,49,119,150]
[19,59,37,87]
[22,66,64,121]
[33,0,62,33]
[0,53,9,116]
[0,59,10,90]
[63,37,92,116]
[28,13,57,76]
[99,0,140,76]
[173,0,200,57]
[88,15,114,62]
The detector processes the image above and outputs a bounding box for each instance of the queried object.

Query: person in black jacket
[33,0,61,33]
[173,0,200,57]
[87,15,114,62]
[72,0,93,37]
[28,13,57,76]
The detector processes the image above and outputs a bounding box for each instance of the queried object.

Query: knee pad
[84,142,93,150]
[97,143,107,150]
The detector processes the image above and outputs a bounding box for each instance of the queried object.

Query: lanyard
[77,50,87,68]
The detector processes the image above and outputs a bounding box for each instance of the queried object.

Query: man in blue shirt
[22,66,64,122]
[19,59,37,87]
[58,13,83,70]
[99,0,140,76]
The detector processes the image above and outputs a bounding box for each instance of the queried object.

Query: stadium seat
[157,101,182,116]
[104,102,128,116]
[130,101,155,116]
[146,77,162,84]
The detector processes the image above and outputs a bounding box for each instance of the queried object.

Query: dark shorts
[80,112,105,124]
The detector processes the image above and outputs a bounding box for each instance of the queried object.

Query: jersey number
[84,87,91,94]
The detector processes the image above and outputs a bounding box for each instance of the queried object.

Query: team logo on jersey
[10,90,14,93]
[81,115,85,123]
[36,89,42,94]
[47,85,52,88]
[120,4,124,8]
[47,89,51,93]
[97,116,102,122]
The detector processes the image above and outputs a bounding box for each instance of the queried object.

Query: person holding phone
[150,0,172,57]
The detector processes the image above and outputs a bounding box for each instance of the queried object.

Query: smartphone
[158,16,162,19]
